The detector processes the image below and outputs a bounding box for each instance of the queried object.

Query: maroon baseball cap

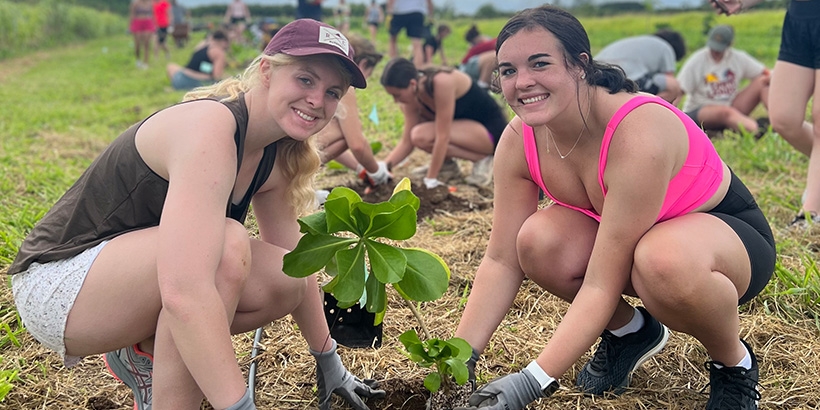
[264,19,367,89]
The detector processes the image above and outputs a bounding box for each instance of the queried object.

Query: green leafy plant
[399,329,472,394]
[283,178,451,324]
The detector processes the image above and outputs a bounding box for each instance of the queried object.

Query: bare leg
[632,214,752,366]
[409,120,495,162]
[696,105,758,134]
[769,61,814,156]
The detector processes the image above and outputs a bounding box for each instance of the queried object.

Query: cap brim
[284,47,367,89]
[707,40,729,52]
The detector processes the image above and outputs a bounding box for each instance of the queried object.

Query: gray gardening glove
[310,339,386,410]
[456,369,555,410]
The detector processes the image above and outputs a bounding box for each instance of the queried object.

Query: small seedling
[399,329,472,394]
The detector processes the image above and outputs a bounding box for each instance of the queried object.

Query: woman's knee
[516,212,587,282]
[632,234,696,303]
[410,124,435,149]
[217,219,253,290]
[769,106,805,136]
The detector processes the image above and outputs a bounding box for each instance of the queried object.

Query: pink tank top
[522,95,723,223]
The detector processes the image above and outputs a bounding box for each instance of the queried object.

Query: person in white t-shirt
[677,25,771,135]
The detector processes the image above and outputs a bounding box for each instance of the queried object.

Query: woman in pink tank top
[454,6,774,410]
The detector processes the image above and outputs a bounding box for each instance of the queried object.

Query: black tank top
[185,46,214,75]
[8,94,277,274]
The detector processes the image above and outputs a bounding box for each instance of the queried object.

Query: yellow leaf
[392,177,413,196]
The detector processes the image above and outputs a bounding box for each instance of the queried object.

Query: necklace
[546,100,592,159]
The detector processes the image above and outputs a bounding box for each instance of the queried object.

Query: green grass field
[1,6,818,409]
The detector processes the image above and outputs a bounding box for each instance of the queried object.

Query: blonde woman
[8,20,382,410]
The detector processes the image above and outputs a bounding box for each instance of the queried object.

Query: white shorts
[11,241,109,367]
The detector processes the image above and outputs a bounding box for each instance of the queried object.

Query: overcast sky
[179,0,699,16]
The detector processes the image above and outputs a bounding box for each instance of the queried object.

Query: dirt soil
[2,153,820,410]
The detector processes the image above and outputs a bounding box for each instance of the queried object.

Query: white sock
[713,341,752,370]
[610,307,645,337]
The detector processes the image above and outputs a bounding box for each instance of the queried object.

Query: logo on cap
[318,26,349,56]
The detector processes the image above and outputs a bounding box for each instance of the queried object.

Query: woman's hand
[311,339,386,409]
[457,368,557,410]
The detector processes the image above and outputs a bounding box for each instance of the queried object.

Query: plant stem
[404,299,432,340]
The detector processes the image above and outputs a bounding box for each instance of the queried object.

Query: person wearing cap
[596,29,687,103]
[6,19,382,410]
[711,0,820,229]
[676,25,771,136]
[314,34,390,194]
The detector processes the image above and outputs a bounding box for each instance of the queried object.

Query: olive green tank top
[8,94,277,274]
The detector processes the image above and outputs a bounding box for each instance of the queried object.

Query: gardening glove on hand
[358,162,391,187]
[311,339,386,410]
[458,368,555,410]
[423,177,444,189]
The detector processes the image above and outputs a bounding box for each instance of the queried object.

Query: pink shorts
[130,18,156,33]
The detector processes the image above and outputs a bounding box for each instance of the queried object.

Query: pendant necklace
[547,100,592,159]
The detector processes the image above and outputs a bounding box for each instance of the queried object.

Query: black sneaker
[576,306,669,395]
[704,339,761,410]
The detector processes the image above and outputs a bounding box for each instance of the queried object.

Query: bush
[0,0,124,60]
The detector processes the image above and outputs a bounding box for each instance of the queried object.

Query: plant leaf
[445,359,469,385]
[393,248,450,301]
[389,189,420,212]
[324,196,361,236]
[392,177,413,195]
[446,337,473,362]
[297,211,328,235]
[352,201,396,235]
[283,235,356,278]
[365,239,406,283]
[424,372,442,393]
[331,244,367,304]
[365,270,387,322]
[399,329,422,348]
[368,205,417,240]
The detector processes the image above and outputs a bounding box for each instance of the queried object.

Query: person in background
[365,0,384,46]
[333,0,351,33]
[315,35,390,201]
[454,6,774,410]
[7,19,384,410]
[713,0,820,228]
[166,30,231,91]
[129,0,155,70]
[458,25,497,89]
[170,0,190,48]
[224,0,251,43]
[596,29,686,103]
[296,0,323,21]
[677,25,771,136]
[387,0,434,65]
[153,0,172,60]
[380,57,506,188]
[421,23,451,67]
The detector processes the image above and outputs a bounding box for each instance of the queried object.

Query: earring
[581,73,586,80]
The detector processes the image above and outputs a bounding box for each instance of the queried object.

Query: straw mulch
[1,155,819,410]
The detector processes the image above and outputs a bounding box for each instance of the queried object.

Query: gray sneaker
[466,155,494,187]
[412,158,460,181]
[788,210,819,230]
[576,307,669,395]
[104,344,153,410]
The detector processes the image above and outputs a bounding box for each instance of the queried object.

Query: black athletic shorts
[707,169,776,305]
[389,12,425,38]
[777,1,820,69]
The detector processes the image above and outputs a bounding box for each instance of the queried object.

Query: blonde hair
[183,53,353,214]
